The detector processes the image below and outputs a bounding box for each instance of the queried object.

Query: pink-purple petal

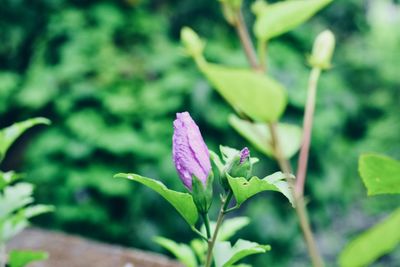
[172,112,211,190]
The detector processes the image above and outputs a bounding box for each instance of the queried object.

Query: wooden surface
[8,228,183,267]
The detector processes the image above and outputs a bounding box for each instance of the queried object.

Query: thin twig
[267,123,293,175]
[258,39,268,72]
[191,226,208,242]
[205,191,233,267]
[295,195,324,267]
[295,67,321,197]
[234,11,260,71]
[232,8,325,267]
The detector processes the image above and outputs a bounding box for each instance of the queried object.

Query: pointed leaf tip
[0,117,51,162]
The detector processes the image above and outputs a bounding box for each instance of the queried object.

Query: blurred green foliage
[1,0,399,266]
[0,117,52,267]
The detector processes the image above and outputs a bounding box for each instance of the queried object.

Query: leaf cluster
[0,118,52,267]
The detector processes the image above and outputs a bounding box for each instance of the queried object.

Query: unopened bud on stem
[172,112,213,213]
[219,0,243,25]
[309,30,335,70]
[181,27,205,59]
[225,147,252,179]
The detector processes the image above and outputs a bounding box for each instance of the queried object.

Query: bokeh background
[1,0,400,266]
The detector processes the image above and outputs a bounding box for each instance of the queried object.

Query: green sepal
[192,172,214,214]
[115,173,199,226]
[210,150,227,191]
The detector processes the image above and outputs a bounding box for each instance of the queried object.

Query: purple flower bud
[239,147,250,164]
[172,112,211,190]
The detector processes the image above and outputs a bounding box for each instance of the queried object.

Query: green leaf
[154,236,197,267]
[0,171,22,190]
[227,172,295,207]
[0,117,50,162]
[0,183,34,219]
[339,208,400,267]
[201,63,287,122]
[218,217,250,241]
[253,0,332,41]
[114,173,198,226]
[229,115,302,159]
[214,239,271,267]
[0,214,29,243]
[21,204,54,218]
[9,250,49,267]
[359,153,400,195]
[0,205,53,243]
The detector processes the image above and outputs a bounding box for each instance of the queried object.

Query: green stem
[295,67,321,197]
[223,191,233,211]
[224,205,239,214]
[267,123,293,175]
[295,196,324,267]
[234,10,260,71]
[191,226,208,242]
[258,40,268,72]
[269,121,324,267]
[201,213,212,239]
[204,191,233,267]
[0,243,6,267]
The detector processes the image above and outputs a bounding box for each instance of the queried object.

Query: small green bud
[309,30,335,70]
[224,147,252,180]
[251,0,269,17]
[181,27,205,58]
[219,0,242,25]
[192,173,213,214]
[221,4,238,25]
